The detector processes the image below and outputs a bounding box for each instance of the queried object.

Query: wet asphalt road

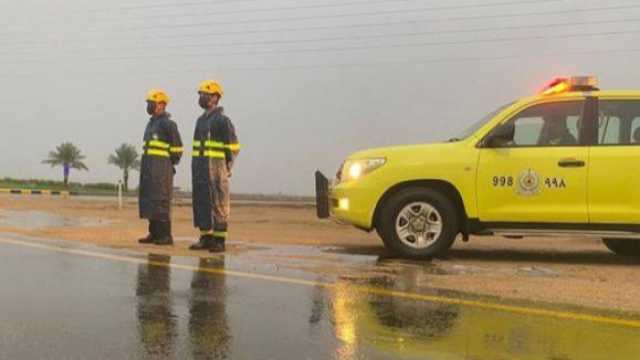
[2,234,640,359]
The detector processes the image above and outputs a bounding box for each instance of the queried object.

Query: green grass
[0,178,314,200]
[0,178,118,194]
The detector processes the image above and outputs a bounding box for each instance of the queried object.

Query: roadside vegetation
[3,142,313,201]
[41,142,89,186]
[108,143,141,192]
[0,178,118,194]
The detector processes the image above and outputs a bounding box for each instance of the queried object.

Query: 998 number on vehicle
[492,176,514,187]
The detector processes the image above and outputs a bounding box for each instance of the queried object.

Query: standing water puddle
[0,210,106,229]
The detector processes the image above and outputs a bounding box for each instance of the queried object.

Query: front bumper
[314,170,376,230]
[315,171,331,219]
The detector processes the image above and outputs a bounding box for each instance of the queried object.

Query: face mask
[199,94,212,109]
[146,102,156,115]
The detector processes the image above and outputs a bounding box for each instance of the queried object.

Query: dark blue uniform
[139,112,183,240]
[191,107,240,244]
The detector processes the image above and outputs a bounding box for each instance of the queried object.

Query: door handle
[558,159,585,168]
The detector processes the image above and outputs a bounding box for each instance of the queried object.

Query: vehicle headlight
[341,158,386,182]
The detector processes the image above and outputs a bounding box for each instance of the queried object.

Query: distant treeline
[0,177,117,192]
[230,193,314,203]
[0,177,314,202]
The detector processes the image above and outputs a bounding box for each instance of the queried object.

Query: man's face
[198,92,219,110]
[146,101,165,115]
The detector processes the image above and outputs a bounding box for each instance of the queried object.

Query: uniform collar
[204,106,224,117]
[150,111,169,121]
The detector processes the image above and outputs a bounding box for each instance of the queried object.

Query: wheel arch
[372,179,469,236]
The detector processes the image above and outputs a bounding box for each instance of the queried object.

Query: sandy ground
[1,194,640,313]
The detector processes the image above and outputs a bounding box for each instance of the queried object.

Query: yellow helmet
[146,89,170,104]
[198,80,224,97]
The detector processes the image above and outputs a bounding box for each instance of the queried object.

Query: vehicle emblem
[516,169,541,196]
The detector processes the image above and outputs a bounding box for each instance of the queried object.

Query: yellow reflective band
[146,149,170,157]
[213,231,228,238]
[227,143,241,151]
[205,140,225,148]
[200,230,214,236]
[193,140,202,147]
[169,147,183,153]
[204,150,225,158]
[192,151,225,158]
[147,140,170,149]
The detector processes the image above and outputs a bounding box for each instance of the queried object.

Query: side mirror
[484,122,515,148]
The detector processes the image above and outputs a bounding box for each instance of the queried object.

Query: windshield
[449,101,515,141]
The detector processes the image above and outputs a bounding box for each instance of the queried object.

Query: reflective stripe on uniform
[205,140,225,148]
[192,139,229,158]
[193,140,237,150]
[200,229,214,236]
[204,150,225,158]
[191,150,225,158]
[146,149,170,157]
[213,231,228,238]
[169,147,183,153]
[147,140,170,149]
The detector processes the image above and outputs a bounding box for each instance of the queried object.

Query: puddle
[0,210,107,229]
[2,234,640,359]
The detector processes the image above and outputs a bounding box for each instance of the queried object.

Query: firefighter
[138,89,183,245]
[540,114,578,146]
[190,80,240,252]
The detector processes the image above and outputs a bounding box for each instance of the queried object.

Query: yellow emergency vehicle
[316,76,640,258]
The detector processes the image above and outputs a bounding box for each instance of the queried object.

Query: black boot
[138,221,156,244]
[154,221,174,246]
[209,236,226,253]
[190,233,212,250]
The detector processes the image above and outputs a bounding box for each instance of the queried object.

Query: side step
[487,229,640,240]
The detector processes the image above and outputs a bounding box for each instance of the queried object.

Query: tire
[376,187,460,259]
[603,238,640,258]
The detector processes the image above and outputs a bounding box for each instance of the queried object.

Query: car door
[477,99,590,223]
[588,98,640,224]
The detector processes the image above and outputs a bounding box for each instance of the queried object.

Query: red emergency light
[539,76,598,95]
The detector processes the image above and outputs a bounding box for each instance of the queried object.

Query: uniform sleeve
[223,116,240,168]
[168,120,183,166]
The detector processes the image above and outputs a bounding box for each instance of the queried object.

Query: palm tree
[42,142,89,187]
[108,143,141,192]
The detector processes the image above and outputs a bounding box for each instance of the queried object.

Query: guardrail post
[117,180,123,210]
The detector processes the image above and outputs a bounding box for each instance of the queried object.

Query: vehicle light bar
[540,76,598,95]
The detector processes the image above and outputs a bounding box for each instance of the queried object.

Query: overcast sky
[1,0,640,195]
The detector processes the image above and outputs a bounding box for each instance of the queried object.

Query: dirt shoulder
[2,194,640,313]
[0,195,380,256]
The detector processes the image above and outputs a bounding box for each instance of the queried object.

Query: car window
[598,101,640,145]
[513,117,544,145]
[632,117,640,144]
[598,115,621,144]
[505,101,584,147]
[453,101,515,141]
